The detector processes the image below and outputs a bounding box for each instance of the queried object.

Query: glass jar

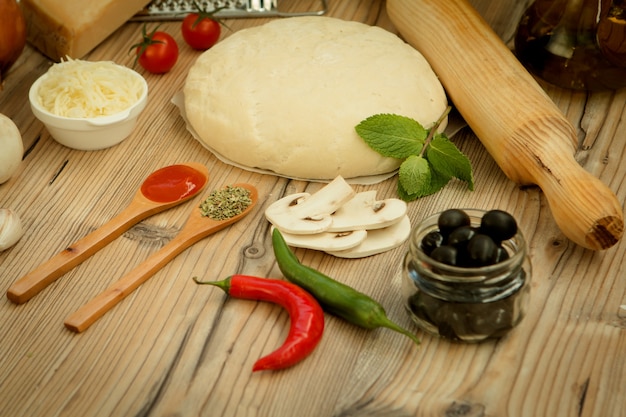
[402,209,532,343]
[514,0,626,90]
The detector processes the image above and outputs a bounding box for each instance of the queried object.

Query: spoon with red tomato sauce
[6,162,209,304]
[64,183,258,333]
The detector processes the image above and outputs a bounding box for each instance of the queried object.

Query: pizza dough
[184,16,447,180]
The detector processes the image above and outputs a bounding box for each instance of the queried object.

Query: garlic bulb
[0,208,23,251]
[0,113,23,183]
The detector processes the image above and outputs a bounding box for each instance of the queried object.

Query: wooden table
[1,1,625,416]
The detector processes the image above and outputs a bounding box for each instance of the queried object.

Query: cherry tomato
[181,10,222,50]
[131,25,179,74]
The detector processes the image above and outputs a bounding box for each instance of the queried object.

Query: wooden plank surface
[1,0,625,416]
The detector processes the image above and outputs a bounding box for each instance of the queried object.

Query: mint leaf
[355,107,474,202]
[427,164,452,194]
[397,182,415,201]
[399,156,451,200]
[426,133,475,190]
[355,114,427,159]
[399,155,431,196]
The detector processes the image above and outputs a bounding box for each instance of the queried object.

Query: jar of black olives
[402,209,531,342]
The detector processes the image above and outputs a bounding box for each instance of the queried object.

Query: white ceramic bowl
[28,65,148,151]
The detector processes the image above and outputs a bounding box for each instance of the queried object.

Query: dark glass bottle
[515,0,626,90]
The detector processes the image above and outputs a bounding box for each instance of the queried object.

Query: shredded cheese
[37,58,145,118]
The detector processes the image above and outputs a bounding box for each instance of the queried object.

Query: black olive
[430,245,458,266]
[447,225,478,248]
[437,209,471,238]
[494,246,510,263]
[408,292,441,326]
[466,234,498,266]
[480,209,518,242]
[421,231,444,256]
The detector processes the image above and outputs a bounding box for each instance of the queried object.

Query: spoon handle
[6,201,152,304]
[63,224,207,333]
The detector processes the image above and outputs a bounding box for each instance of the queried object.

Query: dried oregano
[200,186,252,220]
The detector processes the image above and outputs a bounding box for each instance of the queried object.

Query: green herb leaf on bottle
[355,107,474,201]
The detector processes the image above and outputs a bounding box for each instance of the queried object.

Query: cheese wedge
[20,0,150,61]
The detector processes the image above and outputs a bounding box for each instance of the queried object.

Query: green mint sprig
[355,107,474,201]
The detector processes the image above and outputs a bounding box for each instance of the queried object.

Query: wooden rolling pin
[387,0,623,250]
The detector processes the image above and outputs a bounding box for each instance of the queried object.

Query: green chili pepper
[272,228,420,345]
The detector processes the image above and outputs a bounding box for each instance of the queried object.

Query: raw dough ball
[184,16,447,180]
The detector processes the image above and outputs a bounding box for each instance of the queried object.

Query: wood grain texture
[1,1,625,416]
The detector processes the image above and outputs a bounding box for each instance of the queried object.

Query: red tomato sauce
[141,165,207,203]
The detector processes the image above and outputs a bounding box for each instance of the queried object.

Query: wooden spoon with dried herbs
[64,183,258,333]
[7,162,210,305]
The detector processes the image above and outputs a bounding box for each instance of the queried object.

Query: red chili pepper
[193,274,325,372]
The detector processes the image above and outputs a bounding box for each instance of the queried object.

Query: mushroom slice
[274,226,368,252]
[265,176,356,235]
[326,215,411,258]
[265,192,329,234]
[327,191,407,232]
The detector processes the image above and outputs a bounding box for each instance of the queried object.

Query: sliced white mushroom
[326,215,411,258]
[274,226,368,252]
[288,175,355,219]
[265,192,330,234]
[264,176,355,235]
[327,190,407,232]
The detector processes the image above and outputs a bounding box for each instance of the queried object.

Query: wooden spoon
[387,0,624,250]
[64,183,258,333]
[6,162,209,304]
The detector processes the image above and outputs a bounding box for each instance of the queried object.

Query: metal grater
[131,0,327,20]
